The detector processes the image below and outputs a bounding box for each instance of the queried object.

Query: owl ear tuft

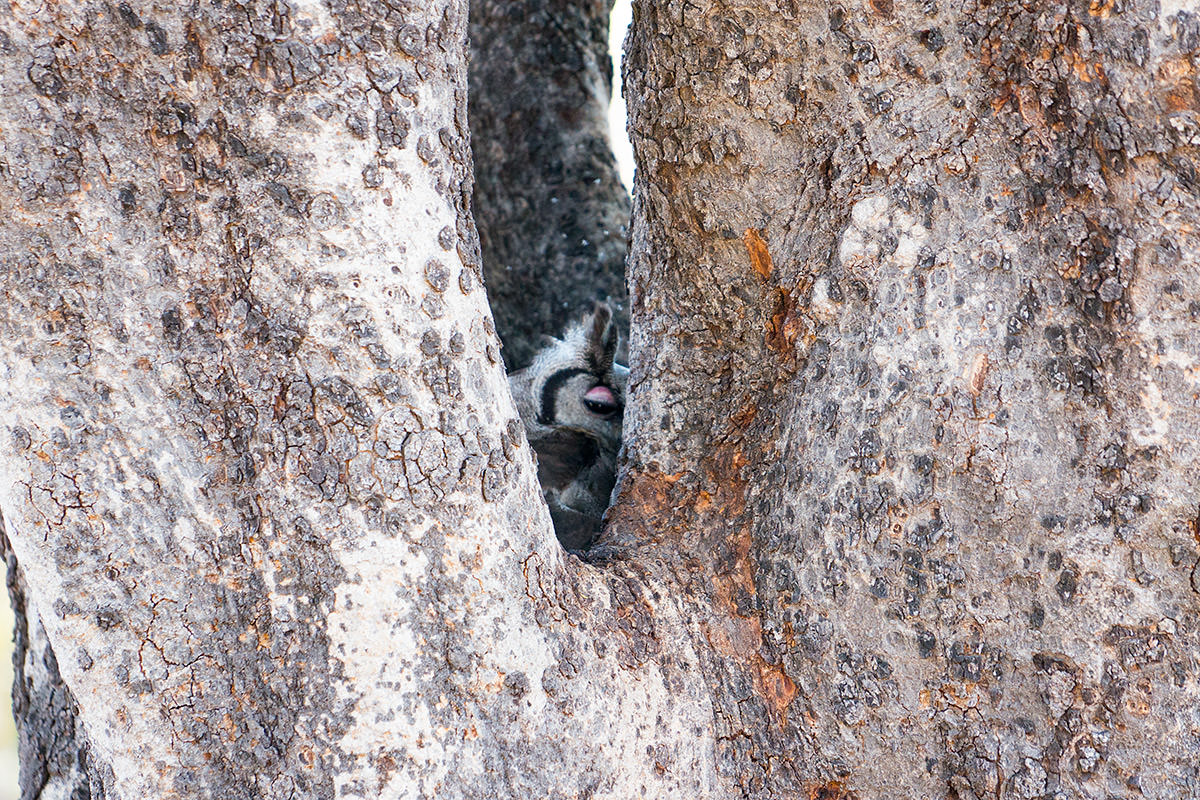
[583,303,617,376]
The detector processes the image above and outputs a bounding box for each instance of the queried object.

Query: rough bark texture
[4,515,107,800]
[0,1,573,797]
[612,0,1200,797]
[6,0,1200,798]
[0,2,716,799]
[469,0,630,367]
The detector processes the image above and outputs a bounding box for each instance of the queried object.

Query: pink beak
[584,385,617,406]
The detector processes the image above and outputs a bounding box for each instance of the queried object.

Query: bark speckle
[0,1,545,796]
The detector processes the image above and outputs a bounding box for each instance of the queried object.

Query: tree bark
[0,1,562,796]
[612,0,1200,796]
[3,514,107,800]
[469,0,630,367]
[4,0,1200,799]
[1,2,721,798]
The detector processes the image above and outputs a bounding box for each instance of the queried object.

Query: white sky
[609,0,635,190]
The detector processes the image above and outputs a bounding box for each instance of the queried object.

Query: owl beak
[584,385,617,407]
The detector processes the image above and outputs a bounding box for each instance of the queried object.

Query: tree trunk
[1,1,717,798]
[1,1,553,796]
[3,1,1199,799]
[612,0,1200,796]
[469,0,630,367]
[3,514,107,798]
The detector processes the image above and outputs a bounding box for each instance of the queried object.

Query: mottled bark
[469,0,630,367]
[0,2,714,799]
[6,0,1200,799]
[612,0,1200,797]
[1,1,549,797]
[4,515,106,800]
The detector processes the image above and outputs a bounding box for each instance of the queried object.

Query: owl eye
[582,384,620,416]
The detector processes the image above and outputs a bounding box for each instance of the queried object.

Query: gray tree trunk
[612,0,1200,797]
[3,1,1199,800]
[470,0,630,367]
[1,1,576,797]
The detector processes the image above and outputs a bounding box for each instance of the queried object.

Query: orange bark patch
[706,509,799,724]
[967,352,989,397]
[730,402,758,431]
[765,288,797,355]
[707,446,749,517]
[758,660,798,716]
[1015,86,1052,146]
[605,467,690,543]
[610,444,802,719]
[702,610,799,725]
[765,283,814,359]
[1166,81,1198,112]
[1158,59,1197,112]
[867,0,893,16]
[714,520,755,599]
[743,228,773,280]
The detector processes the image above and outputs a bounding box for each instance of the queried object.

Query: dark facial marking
[538,367,590,425]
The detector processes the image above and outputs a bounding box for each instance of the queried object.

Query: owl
[508,304,627,550]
